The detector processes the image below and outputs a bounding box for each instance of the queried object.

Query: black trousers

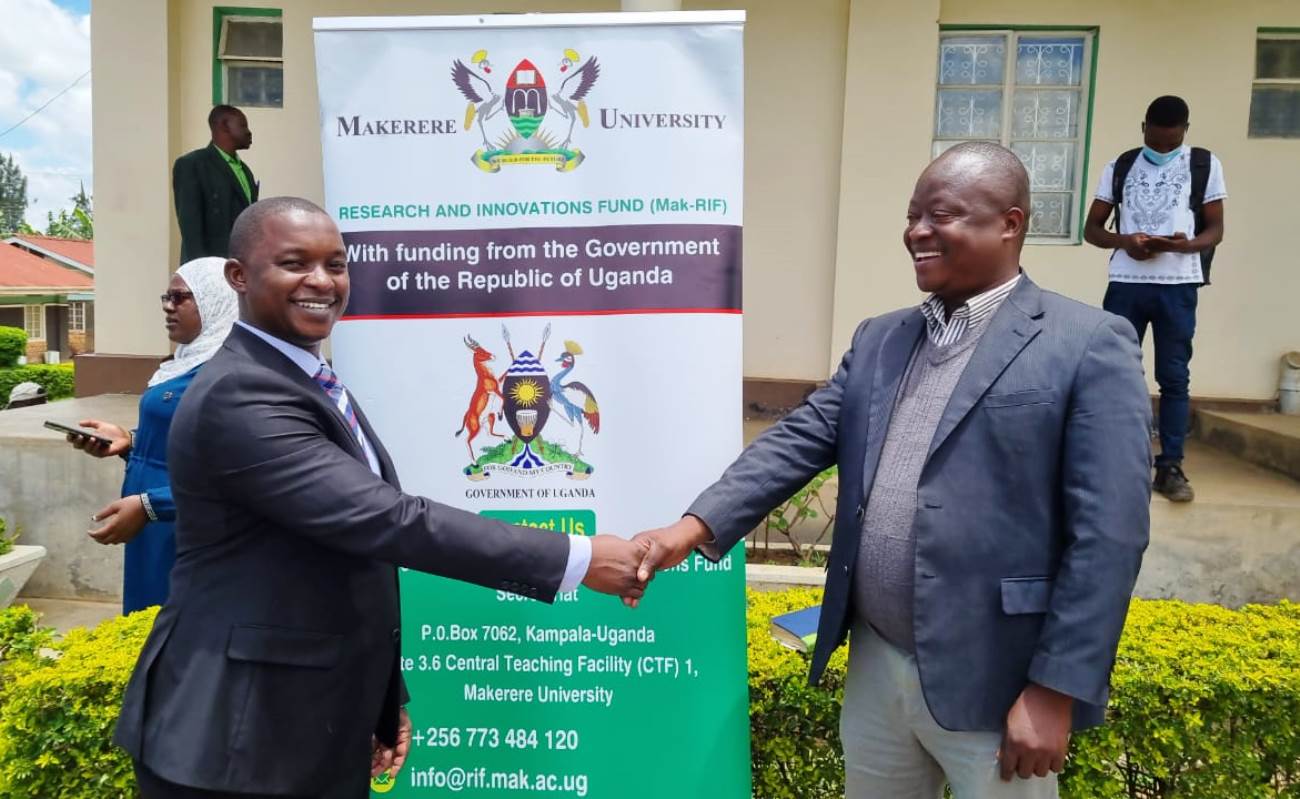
[134,761,366,799]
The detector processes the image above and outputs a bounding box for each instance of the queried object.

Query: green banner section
[481,509,596,537]
[375,522,749,797]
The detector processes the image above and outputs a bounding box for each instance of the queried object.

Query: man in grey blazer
[115,197,650,798]
[635,143,1151,797]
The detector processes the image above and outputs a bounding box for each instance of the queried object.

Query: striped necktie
[313,364,378,471]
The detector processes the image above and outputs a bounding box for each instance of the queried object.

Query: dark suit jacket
[689,275,1151,732]
[114,325,570,795]
[172,143,259,263]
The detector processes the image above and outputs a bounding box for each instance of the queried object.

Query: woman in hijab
[66,257,238,613]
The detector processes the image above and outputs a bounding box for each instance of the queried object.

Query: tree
[43,183,93,240]
[71,182,91,216]
[0,153,28,237]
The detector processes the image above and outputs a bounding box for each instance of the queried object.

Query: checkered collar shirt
[919,273,1021,347]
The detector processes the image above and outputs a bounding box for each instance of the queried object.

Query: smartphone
[44,420,115,447]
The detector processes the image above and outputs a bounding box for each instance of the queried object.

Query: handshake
[578,515,714,606]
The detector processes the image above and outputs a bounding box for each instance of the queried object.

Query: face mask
[1141,145,1180,167]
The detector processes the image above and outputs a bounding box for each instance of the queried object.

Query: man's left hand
[371,708,413,780]
[999,683,1073,781]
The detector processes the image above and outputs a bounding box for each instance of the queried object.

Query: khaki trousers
[839,625,1058,799]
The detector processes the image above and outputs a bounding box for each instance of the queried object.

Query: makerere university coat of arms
[455,324,600,480]
[451,48,600,172]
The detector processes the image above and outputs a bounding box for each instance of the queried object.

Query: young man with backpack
[1084,95,1226,502]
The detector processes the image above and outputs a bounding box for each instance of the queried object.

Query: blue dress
[120,368,197,614]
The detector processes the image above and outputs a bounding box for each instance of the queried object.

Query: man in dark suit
[635,143,1151,797]
[173,105,258,263]
[115,197,650,798]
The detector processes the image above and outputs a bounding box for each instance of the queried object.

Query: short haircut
[228,196,330,264]
[208,104,243,130]
[1145,95,1190,127]
[936,141,1032,212]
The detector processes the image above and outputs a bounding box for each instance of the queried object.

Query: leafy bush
[0,605,52,668]
[0,362,75,404]
[0,596,1296,798]
[747,590,1300,798]
[748,587,847,798]
[0,607,157,798]
[0,327,24,369]
[0,518,17,557]
[1063,599,1300,799]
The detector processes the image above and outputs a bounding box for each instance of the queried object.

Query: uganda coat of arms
[455,324,600,480]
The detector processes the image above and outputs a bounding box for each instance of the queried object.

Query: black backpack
[1109,146,1216,285]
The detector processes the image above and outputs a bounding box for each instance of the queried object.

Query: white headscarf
[147,257,239,387]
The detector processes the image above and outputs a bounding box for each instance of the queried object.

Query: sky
[0,0,92,229]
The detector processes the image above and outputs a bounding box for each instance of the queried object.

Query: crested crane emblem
[450,47,600,173]
[456,323,600,480]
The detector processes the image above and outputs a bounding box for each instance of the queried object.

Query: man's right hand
[1121,233,1154,261]
[67,419,131,458]
[632,516,713,582]
[582,535,651,601]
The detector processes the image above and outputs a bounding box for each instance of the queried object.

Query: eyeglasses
[159,291,195,306]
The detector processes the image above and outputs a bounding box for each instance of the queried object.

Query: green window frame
[934,26,1100,244]
[212,6,284,108]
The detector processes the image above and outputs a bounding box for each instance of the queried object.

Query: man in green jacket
[173,105,258,263]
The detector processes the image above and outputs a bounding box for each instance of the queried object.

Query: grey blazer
[114,324,570,795]
[689,275,1151,731]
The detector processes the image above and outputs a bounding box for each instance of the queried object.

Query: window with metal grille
[932,30,1096,242]
[216,9,283,108]
[1250,32,1300,138]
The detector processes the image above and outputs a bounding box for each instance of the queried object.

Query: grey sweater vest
[852,329,984,653]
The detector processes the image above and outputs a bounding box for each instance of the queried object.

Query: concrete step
[1195,409,1300,482]
[1138,440,1300,605]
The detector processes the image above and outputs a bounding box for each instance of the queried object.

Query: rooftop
[0,240,94,292]
[7,234,95,272]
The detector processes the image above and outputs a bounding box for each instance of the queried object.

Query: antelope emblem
[454,334,505,464]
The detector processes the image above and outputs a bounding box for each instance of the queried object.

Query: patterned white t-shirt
[1095,145,1227,284]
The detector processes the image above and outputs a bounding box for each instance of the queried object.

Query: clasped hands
[582,516,712,607]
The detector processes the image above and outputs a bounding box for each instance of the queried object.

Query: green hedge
[1064,600,1300,799]
[748,590,1300,799]
[0,327,24,369]
[0,595,1296,798]
[0,607,155,798]
[0,362,75,404]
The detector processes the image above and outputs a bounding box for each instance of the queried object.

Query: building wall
[830,0,1300,400]
[830,0,942,377]
[684,0,849,380]
[92,0,1300,398]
